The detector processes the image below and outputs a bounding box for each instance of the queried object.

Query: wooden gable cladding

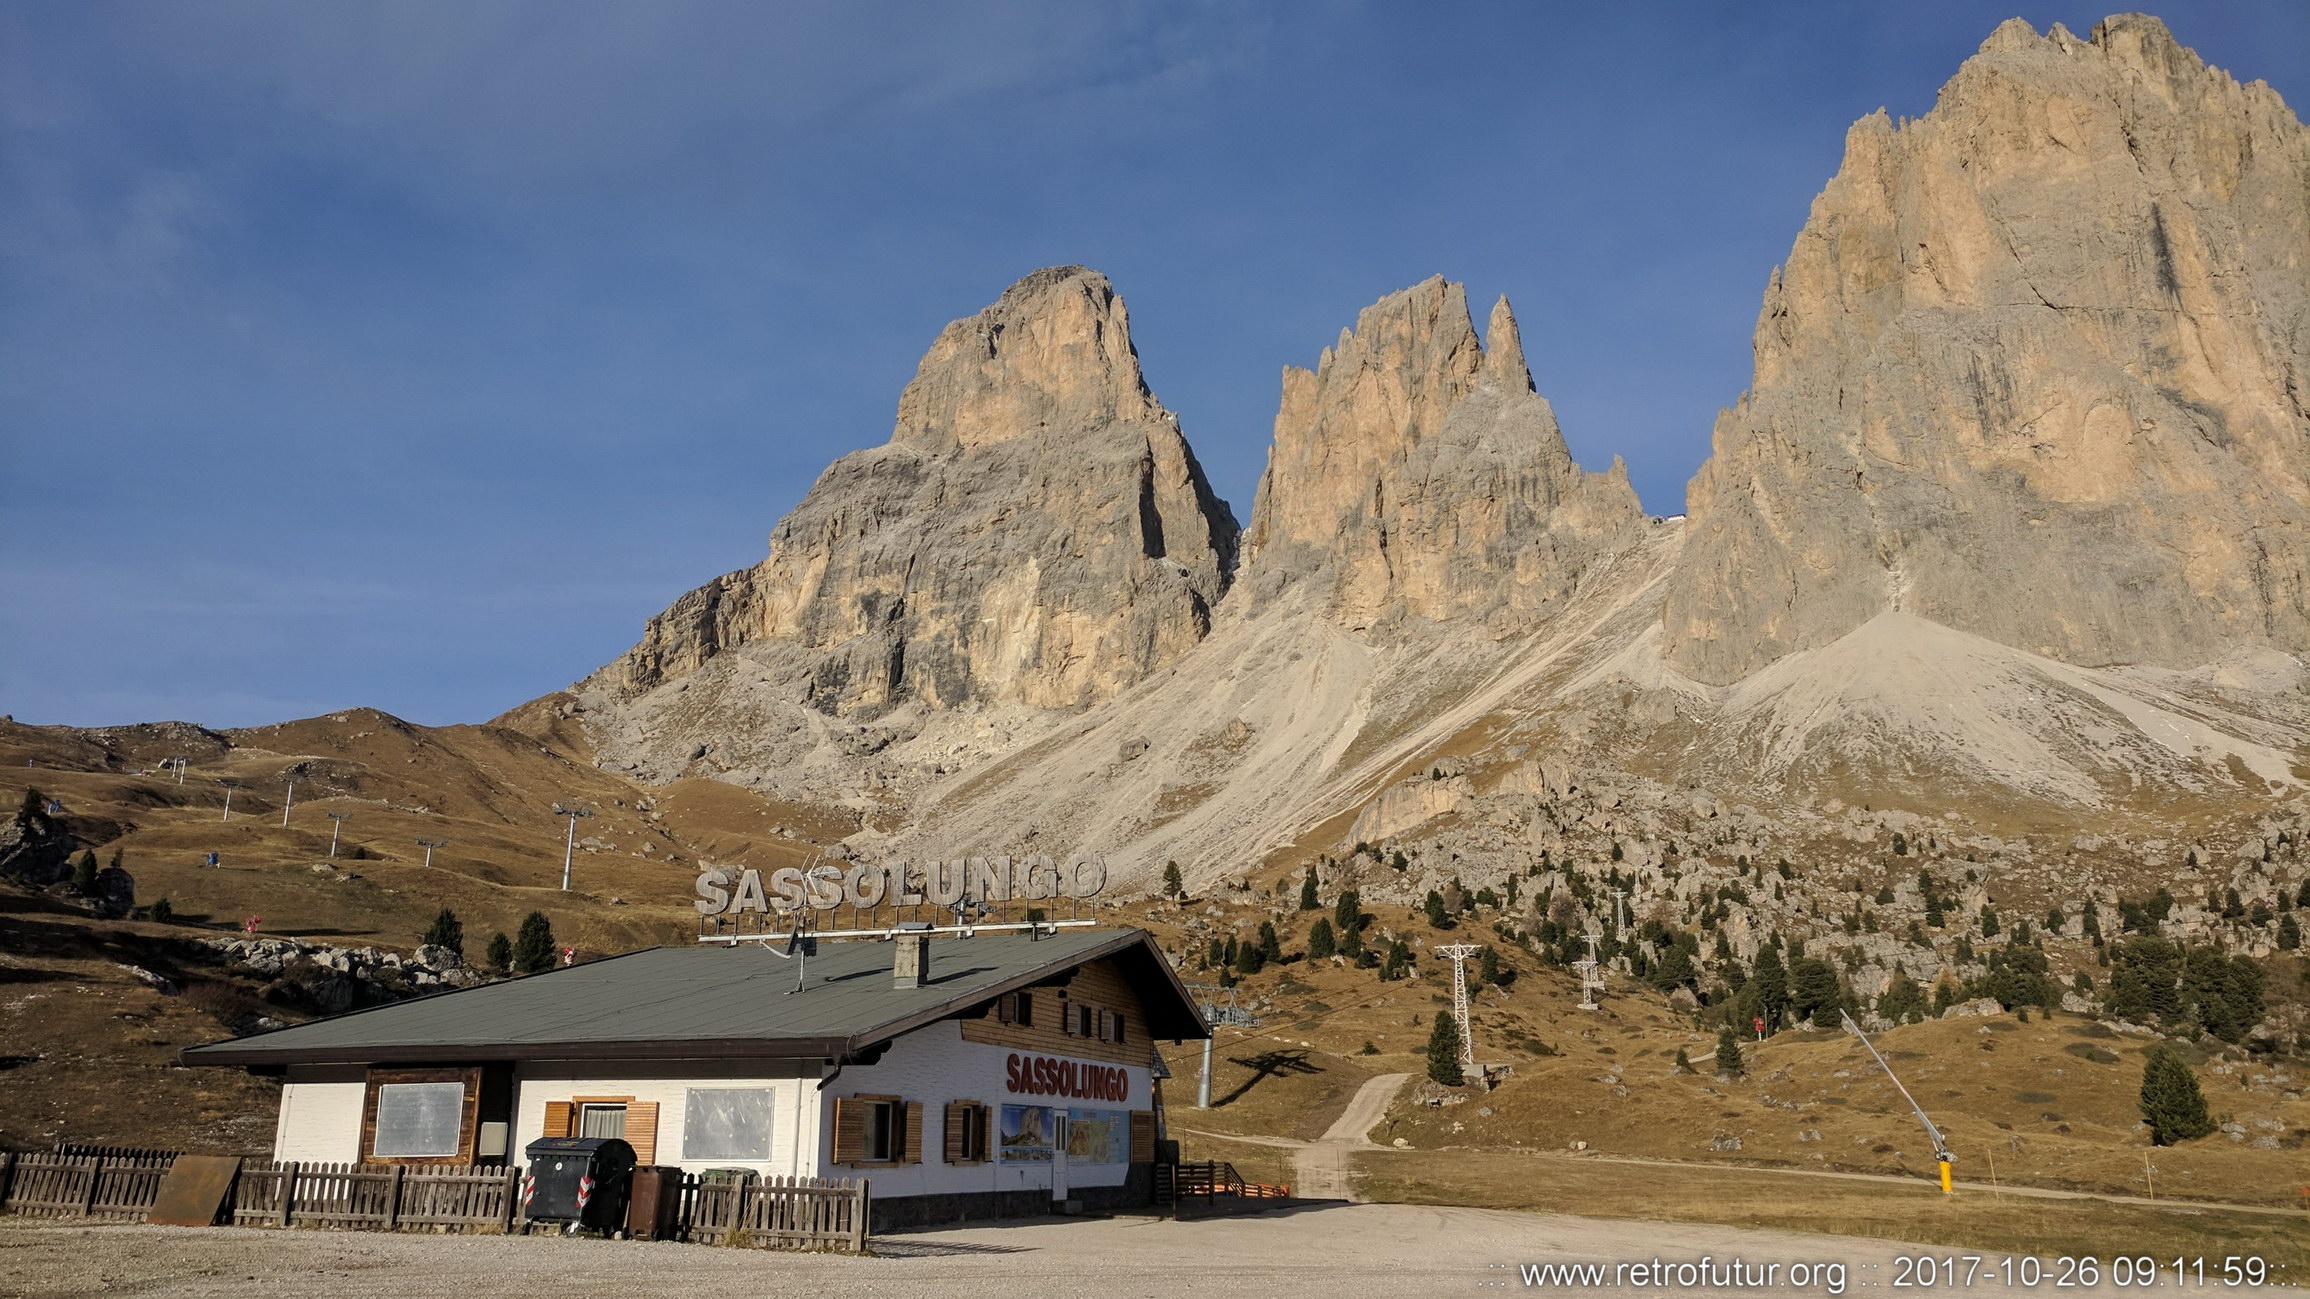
[360,1066,481,1166]
[959,958,1148,1066]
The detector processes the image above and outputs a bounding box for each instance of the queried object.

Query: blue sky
[5,1,2304,729]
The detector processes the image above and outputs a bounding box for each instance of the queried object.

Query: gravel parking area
[0,1203,2178,1298]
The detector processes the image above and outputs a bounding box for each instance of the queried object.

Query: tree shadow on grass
[1212,1049,1323,1108]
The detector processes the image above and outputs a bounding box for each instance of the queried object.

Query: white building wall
[821,1021,1150,1200]
[511,1059,819,1177]
[274,1065,366,1163]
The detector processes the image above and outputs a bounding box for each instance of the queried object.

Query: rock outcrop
[587,267,1238,725]
[1663,14,2310,684]
[1243,278,1644,627]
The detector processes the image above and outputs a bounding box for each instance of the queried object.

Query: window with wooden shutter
[832,1097,866,1165]
[1129,1110,1156,1163]
[625,1101,660,1165]
[942,1102,991,1163]
[902,1101,923,1164]
[943,1101,969,1163]
[543,1101,575,1139]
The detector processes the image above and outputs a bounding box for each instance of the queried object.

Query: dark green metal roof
[183,926,1204,1068]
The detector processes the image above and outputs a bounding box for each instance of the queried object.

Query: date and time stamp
[1499,1254,2293,1291]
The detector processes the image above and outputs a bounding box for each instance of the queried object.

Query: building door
[1050,1141,1069,1202]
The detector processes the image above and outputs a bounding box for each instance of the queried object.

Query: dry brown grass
[1358,1148,2310,1269]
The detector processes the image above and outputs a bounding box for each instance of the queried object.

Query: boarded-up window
[683,1089,772,1162]
[1129,1110,1156,1163]
[373,1082,464,1157]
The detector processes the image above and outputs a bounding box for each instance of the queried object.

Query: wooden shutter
[902,1102,924,1164]
[543,1101,574,1139]
[1129,1110,1156,1163]
[625,1101,659,1165]
[943,1101,970,1163]
[832,1098,865,1165]
[978,1104,993,1161]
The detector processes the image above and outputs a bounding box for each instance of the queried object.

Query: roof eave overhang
[181,1035,853,1069]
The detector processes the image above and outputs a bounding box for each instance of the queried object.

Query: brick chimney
[893,924,933,989]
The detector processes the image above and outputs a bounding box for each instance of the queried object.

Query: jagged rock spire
[1244,277,1642,628]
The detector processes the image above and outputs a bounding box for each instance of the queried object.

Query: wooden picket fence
[227,1161,523,1232]
[0,1150,176,1220]
[0,1148,867,1251]
[679,1173,867,1251]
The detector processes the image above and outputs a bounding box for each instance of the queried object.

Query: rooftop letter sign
[695,854,1108,918]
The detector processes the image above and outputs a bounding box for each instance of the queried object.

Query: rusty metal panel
[147,1155,241,1227]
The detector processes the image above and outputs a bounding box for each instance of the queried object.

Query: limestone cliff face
[591,266,1238,716]
[1243,277,1645,628]
[1663,15,2310,684]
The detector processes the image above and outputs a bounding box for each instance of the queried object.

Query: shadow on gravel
[871,1239,1034,1258]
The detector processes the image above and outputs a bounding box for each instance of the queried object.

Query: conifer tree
[1308,918,1337,959]
[1258,920,1283,964]
[1423,889,1450,929]
[70,850,98,895]
[1478,945,1502,986]
[18,787,41,821]
[422,908,465,959]
[1426,1011,1463,1086]
[1161,861,1184,898]
[1333,889,1362,938]
[1380,939,1410,981]
[1234,937,1266,976]
[511,911,558,974]
[2279,913,2302,952]
[1298,864,1319,911]
[1714,1027,1743,1077]
[485,932,513,975]
[2138,1045,2215,1145]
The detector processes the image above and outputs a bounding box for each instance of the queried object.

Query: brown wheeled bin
[624,1166,683,1241]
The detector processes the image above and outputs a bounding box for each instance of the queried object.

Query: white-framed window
[372,1082,465,1158]
[683,1088,773,1162]
[578,1102,627,1140]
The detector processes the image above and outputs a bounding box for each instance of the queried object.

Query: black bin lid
[523,1136,636,1161]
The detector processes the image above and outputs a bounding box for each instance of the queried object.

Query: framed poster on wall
[1000,1104,1053,1162]
[1065,1108,1128,1163]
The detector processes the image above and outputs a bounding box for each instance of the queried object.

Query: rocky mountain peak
[1661,12,2310,685]
[577,268,1238,782]
[1243,278,1643,627]
[892,266,1165,456]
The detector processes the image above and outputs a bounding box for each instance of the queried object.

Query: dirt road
[1292,1070,1405,1199]
[0,1203,2197,1299]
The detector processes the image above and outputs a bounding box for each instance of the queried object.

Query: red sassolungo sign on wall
[1006,1052,1130,1102]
